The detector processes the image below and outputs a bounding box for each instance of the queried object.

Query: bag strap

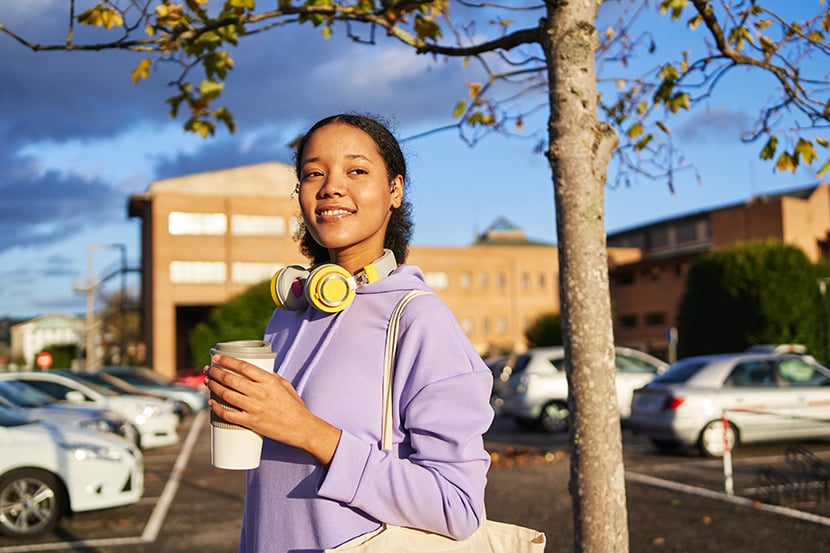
[382,290,431,451]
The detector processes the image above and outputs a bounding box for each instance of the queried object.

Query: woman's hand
[204,354,341,465]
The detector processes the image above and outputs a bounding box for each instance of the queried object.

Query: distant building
[608,183,830,359]
[10,314,84,369]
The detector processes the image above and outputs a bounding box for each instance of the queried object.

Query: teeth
[320,209,351,216]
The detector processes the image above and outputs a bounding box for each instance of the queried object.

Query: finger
[211,354,272,382]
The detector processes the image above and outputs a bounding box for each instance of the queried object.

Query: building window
[614,272,636,286]
[496,273,506,289]
[462,317,474,334]
[648,226,669,249]
[232,262,280,284]
[674,220,697,244]
[425,272,449,290]
[539,273,546,288]
[231,214,286,236]
[520,273,530,289]
[643,266,663,282]
[481,318,490,334]
[497,317,507,334]
[618,314,638,328]
[479,272,489,289]
[168,212,227,235]
[460,271,472,289]
[644,312,666,326]
[169,261,227,283]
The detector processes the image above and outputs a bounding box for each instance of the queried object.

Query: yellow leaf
[815,136,829,148]
[321,25,332,39]
[795,138,817,165]
[627,122,643,139]
[817,158,830,178]
[775,151,796,172]
[131,58,152,84]
[760,136,778,160]
[656,121,671,134]
[616,79,625,90]
[605,27,615,40]
[452,101,466,119]
[467,82,482,99]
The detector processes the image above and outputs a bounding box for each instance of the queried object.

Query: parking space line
[0,411,207,553]
[626,470,830,528]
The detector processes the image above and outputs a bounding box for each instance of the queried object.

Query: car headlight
[142,405,161,417]
[62,443,124,462]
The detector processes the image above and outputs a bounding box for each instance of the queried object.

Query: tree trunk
[542,2,628,552]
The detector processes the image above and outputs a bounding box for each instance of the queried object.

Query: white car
[628,352,830,457]
[0,379,139,447]
[0,371,179,449]
[497,346,668,433]
[0,405,143,538]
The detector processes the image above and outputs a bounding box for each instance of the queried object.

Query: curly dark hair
[292,113,414,266]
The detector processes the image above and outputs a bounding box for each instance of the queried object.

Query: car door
[774,357,830,439]
[720,360,793,442]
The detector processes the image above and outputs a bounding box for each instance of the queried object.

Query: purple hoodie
[238,265,494,552]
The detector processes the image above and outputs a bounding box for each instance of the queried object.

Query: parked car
[100,366,208,415]
[72,371,187,420]
[627,352,830,457]
[0,371,179,450]
[497,346,668,433]
[0,404,143,538]
[0,379,138,446]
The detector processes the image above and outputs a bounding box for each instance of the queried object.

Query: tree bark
[542,1,627,552]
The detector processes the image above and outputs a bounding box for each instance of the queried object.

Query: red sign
[36,352,53,370]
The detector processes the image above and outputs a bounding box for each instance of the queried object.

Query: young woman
[205,114,494,552]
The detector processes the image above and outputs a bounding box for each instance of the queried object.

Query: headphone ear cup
[271,265,310,311]
[306,264,356,313]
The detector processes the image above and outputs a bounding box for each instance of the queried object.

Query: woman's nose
[318,174,344,197]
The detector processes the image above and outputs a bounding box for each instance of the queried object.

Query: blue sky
[0,1,824,319]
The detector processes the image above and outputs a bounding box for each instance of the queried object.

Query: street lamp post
[76,243,126,371]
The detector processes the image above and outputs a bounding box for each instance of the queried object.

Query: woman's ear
[389,175,404,209]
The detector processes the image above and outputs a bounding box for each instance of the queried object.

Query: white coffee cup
[209,340,276,470]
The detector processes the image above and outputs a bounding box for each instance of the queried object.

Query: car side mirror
[64,390,86,403]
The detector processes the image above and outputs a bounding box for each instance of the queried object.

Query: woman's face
[298,123,403,268]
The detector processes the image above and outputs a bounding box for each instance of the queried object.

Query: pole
[722,411,734,496]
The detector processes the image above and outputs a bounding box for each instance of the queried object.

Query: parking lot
[1,412,829,552]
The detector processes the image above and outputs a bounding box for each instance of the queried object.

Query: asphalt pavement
[2,412,829,553]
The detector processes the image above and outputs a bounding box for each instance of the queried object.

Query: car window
[776,358,830,387]
[725,361,777,387]
[21,380,91,402]
[652,359,708,384]
[615,354,660,374]
[0,381,56,407]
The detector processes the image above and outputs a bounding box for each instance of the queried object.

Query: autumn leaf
[760,136,778,160]
[131,59,152,84]
[776,151,796,172]
[795,138,817,165]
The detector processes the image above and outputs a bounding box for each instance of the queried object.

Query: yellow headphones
[270,249,398,313]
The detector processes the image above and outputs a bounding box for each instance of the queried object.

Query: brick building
[128,163,571,376]
[608,183,830,359]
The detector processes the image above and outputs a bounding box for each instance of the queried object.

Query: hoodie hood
[354,264,431,296]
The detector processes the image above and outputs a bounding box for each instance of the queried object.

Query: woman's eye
[302,170,323,180]
[349,168,368,175]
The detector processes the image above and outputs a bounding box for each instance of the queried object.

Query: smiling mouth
[317,208,354,220]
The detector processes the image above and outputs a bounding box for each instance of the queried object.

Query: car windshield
[0,380,58,407]
[55,372,119,396]
[651,358,709,384]
[77,373,132,393]
[108,368,171,386]
[777,358,830,386]
[616,354,661,374]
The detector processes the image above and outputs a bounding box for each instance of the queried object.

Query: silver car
[497,346,667,433]
[627,352,830,457]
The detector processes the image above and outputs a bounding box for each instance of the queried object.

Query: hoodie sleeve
[316,292,494,539]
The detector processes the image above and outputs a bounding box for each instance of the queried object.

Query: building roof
[607,182,824,238]
[474,216,555,247]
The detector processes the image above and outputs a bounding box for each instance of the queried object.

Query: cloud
[676,106,754,144]
[0,151,124,253]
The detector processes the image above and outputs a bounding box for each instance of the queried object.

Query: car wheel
[539,401,569,433]
[698,420,738,457]
[0,469,67,538]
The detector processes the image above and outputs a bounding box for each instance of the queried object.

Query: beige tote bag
[326,291,547,553]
